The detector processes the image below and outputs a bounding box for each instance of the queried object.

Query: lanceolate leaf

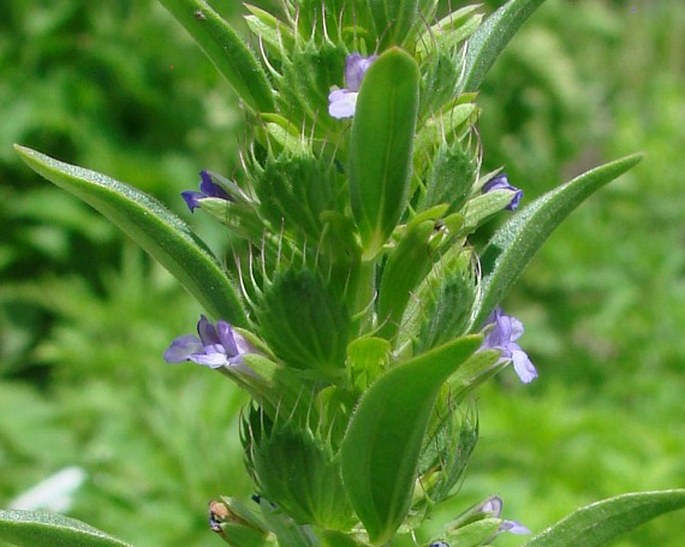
[340,335,482,544]
[159,0,274,113]
[0,509,132,547]
[461,0,547,93]
[366,0,424,49]
[15,145,248,327]
[525,489,685,547]
[470,153,642,330]
[349,48,420,260]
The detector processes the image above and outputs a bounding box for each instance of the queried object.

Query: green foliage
[461,0,547,93]
[0,247,253,545]
[349,49,420,259]
[256,269,350,378]
[0,0,245,374]
[0,509,132,547]
[14,145,248,327]
[159,0,275,113]
[340,335,481,544]
[469,5,685,542]
[4,0,685,545]
[244,409,354,530]
[525,489,685,547]
[471,153,643,329]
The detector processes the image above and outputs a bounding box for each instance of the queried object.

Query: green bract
[349,49,420,260]
[340,335,482,544]
[13,0,682,546]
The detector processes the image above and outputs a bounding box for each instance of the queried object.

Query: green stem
[352,259,377,336]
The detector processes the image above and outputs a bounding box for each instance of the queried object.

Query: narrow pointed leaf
[461,0,547,93]
[470,153,642,329]
[0,509,131,547]
[159,0,274,113]
[349,48,420,259]
[377,218,436,341]
[340,335,482,544]
[15,145,248,327]
[525,489,685,547]
[366,0,423,48]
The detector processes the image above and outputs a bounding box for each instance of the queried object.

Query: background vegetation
[1,1,683,545]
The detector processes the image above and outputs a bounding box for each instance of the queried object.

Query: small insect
[194,9,206,20]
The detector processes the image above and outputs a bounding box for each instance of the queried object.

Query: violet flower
[328,53,378,119]
[482,172,523,211]
[181,170,232,213]
[479,496,531,535]
[481,307,538,383]
[164,315,252,369]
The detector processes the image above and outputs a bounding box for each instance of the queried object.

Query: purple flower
[478,496,531,536]
[164,315,252,369]
[181,170,232,213]
[328,53,378,119]
[499,520,532,535]
[478,496,503,516]
[482,172,523,211]
[481,307,538,383]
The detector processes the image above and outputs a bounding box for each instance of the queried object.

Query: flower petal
[479,496,503,517]
[197,314,220,346]
[500,519,531,535]
[163,335,204,363]
[189,349,230,368]
[508,314,525,340]
[345,53,377,91]
[199,170,231,200]
[328,90,358,119]
[482,172,523,211]
[216,320,239,356]
[181,191,204,212]
[511,347,538,383]
[233,331,253,356]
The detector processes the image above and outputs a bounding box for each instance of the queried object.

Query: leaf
[0,510,131,547]
[15,145,248,327]
[377,205,459,342]
[525,489,685,547]
[248,424,354,529]
[377,219,435,341]
[340,335,482,544]
[417,5,483,56]
[346,337,391,392]
[349,48,420,260]
[461,189,519,232]
[461,0,547,93]
[244,4,295,59]
[413,102,478,166]
[278,40,345,133]
[254,151,339,242]
[321,530,362,547]
[366,0,424,49]
[396,247,475,355]
[418,143,476,214]
[256,269,350,378]
[158,0,274,113]
[470,153,642,329]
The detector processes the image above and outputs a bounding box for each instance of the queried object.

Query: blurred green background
[1,1,683,545]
